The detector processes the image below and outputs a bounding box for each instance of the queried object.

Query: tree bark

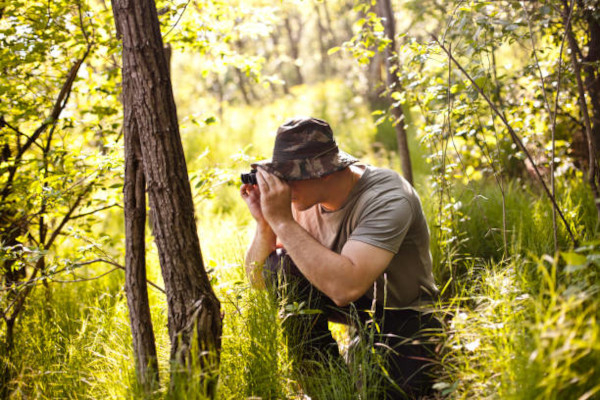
[582,5,600,164]
[123,114,159,388]
[563,0,600,221]
[284,16,304,85]
[314,3,330,77]
[322,0,339,46]
[236,67,252,105]
[378,0,414,184]
[233,38,257,105]
[270,32,290,95]
[112,0,222,394]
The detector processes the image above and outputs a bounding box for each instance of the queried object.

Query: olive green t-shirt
[293,165,438,309]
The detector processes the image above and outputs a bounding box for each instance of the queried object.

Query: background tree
[123,110,158,388]
[377,0,414,184]
[561,0,600,220]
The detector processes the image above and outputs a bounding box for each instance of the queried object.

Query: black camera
[241,169,258,185]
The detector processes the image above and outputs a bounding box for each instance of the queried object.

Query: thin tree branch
[439,42,453,273]
[474,111,508,254]
[20,45,92,162]
[5,259,42,319]
[522,1,559,252]
[0,118,46,153]
[51,267,120,283]
[433,35,578,246]
[1,117,23,138]
[1,258,165,294]
[84,258,165,293]
[76,0,91,46]
[70,203,122,219]
[162,0,191,40]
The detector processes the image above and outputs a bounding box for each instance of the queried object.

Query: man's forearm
[271,220,360,306]
[244,222,277,288]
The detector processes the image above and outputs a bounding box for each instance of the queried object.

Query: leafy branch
[432,35,578,247]
[0,258,165,294]
[1,42,93,202]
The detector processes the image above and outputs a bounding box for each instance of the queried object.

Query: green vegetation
[3,81,597,399]
[2,0,599,399]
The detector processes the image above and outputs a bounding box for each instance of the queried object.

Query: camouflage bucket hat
[252,117,358,181]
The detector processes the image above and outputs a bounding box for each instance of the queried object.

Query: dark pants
[264,249,441,399]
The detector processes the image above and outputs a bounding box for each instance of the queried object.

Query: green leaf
[391,91,403,101]
[561,252,587,266]
[474,76,487,88]
[327,46,341,55]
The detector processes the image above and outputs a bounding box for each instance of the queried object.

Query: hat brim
[252,150,358,181]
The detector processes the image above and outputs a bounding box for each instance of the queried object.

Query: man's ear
[321,168,345,182]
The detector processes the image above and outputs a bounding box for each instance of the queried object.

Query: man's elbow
[330,287,363,307]
[245,261,266,290]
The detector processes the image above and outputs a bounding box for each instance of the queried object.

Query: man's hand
[241,173,277,289]
[240,181,266,225]
[256,168,294,230]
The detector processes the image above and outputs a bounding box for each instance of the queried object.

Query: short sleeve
[348,195,413,254]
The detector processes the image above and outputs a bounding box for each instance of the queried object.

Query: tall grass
[429,171,599,398]
[438,247,600,399]
[1,274,140,399]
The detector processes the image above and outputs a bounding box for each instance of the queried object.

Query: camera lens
[241,169,258,185]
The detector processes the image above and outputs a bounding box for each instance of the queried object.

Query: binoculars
[240,169,258,185]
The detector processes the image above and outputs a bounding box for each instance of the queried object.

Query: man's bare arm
[257,169,394,306]
[274,220,393,306]
[244,222,276,288]
[240,183,276,288]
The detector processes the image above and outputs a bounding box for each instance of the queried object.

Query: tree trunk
[366,52,384,106]
[233,38,257,105]
[123,114,159,388]
[583,6,600,221]
[284,16,304,85]
[563,0,600,221]
[314,3,330,77]
[322,0,339,46]
[164,43,172,76]
[236,67,252,105]
[582,5,600,166]
[112,0,222,394]
[378,0,414,184]
[0,318,14,397]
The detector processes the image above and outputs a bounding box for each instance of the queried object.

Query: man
[240,116,440,398]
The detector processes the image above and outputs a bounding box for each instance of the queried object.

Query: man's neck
[320,165,364,211]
